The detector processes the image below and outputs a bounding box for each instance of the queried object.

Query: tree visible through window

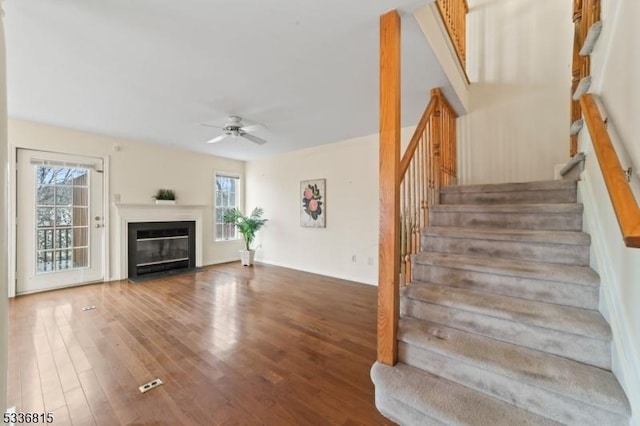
[35,166,90,273]
[215,174,239,240]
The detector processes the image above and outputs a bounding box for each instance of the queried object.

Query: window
[215,174,240,240]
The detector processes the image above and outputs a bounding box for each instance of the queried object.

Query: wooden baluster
[420,132,427,231]
[436,0,467,75]
[591,0,601,22]
[573,0,583,22]
[433,107,442,203]
[400,181,405,285]
[569,0,600,156]
[414,154,419,268]
[443,110,448,184]
[378,9,400,366]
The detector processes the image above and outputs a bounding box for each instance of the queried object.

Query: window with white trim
[215,174,240,240]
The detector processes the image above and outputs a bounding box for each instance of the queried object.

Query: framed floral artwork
[300,179,326,228]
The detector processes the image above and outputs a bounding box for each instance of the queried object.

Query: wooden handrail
[400,97,438,176]
[580,95,640,248]
[435,0,469,72]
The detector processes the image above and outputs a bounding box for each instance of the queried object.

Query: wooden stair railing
[570,0,600,156]
[378,8,458,366]
[580,95,640,248]
[400,88,458,287]
[435,0,469,73]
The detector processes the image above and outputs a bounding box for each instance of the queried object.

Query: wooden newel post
[378,10,401,366]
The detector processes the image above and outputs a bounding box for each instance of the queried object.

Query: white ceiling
[5,0,453,161]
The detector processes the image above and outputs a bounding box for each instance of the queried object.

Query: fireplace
[127,221,196,280]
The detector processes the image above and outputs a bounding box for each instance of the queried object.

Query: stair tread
[402,283,611,340]
[413,252,600,287]
[431,203,583,214]
[371,361,562,426]
[423,226,591,245]
[440,180,577,194]
[399,318,631,415]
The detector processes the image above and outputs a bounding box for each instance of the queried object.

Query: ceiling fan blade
[200,123,223,129]
[206,134,229,144]
[241,133,267,145]
[239,124,263,133]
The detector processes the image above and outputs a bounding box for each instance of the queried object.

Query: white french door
[16,150,105,294]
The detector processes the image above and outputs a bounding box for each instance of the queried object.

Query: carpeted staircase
[371,179,631,425]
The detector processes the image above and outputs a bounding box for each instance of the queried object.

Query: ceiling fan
[201,116,267,145]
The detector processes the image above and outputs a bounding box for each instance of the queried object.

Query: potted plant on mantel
[223,207,267,266]
[153,189,176,205]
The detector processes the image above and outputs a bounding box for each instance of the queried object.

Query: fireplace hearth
[128,221,196,281]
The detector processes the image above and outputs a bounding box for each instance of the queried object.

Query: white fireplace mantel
[114,203,206,280]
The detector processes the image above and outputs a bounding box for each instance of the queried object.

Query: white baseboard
[256,258,377,287]
[204,256,241,266]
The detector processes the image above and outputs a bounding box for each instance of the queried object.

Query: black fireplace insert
[128,221,196,280]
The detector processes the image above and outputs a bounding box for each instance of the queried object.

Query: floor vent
[139,378,163,394]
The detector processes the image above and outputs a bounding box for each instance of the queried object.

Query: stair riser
[440,190,577,205]
[421,236,590,266]
[372,362,562,425]
[401,298,611,369]
[428,211,582,231]
[399,343,628,426]
[412,264,599,309]
[375,393,446,426]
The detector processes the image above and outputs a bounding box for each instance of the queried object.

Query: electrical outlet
[113,193,121,202]
[367,257,374,266]
[351,255,357,263]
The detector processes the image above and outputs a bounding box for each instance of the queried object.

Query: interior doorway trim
[8,145,110,297]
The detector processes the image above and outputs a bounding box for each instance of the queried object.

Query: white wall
[577,0,640,422]
[590,0,640,189]
[8,119,246,282]
[457,0,573,184]
[0,6,8,411]
[245,128,414,286]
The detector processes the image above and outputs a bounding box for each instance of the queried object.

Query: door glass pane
[73,187,88,206]
[55,186,73,205]
[71,169,88,186]
[73,207,88,226]
[37,229,54,250]
[73,248,89,268]
[34,165,91,273]
[55,208,72,226]
[73,227,88,247]
[37,185,55,205]
[54,228,72,249]
[37,207,54,227]
[37,251,54,273]
[55,250,73,270]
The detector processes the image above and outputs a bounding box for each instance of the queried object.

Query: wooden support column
[378,9,400,366]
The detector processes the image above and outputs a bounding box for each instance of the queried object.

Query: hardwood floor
[7,263,393,425]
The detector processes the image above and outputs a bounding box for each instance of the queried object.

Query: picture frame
[300,179,326,228]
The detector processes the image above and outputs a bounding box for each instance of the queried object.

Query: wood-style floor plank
[8,263,393,425]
